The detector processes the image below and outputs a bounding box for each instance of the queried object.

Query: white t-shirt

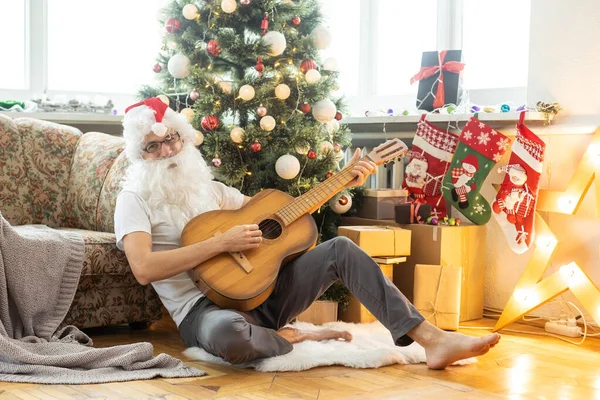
[114,181,245,327]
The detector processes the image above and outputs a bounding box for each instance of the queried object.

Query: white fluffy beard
[123,143,219,232]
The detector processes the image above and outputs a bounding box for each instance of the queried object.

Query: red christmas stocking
[492,112,545,254]
[403,115,458,218]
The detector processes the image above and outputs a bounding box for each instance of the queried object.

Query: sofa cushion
[63,132,125,231]
[16,118,81,228]
[97,151,130,233]
[0,115,31,225]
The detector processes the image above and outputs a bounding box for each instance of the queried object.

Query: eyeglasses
[143,132,181,154]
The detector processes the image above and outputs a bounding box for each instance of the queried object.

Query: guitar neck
[274,156,373,226]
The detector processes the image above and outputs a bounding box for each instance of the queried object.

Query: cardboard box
[339,263,394,324]
[413,264,462,331]
[337,225,411,257]
[357,189,408,220]
[341,217,485,322]
[297,300,338,325]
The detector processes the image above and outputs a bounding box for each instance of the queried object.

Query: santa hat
[462,154,479,169]
[121,97,196,161]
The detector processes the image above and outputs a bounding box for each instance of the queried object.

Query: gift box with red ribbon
[411,50,464,112]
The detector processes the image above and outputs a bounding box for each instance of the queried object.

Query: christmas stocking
[441,116,511,224]
[492,112,545,254]
[403,115,458,218]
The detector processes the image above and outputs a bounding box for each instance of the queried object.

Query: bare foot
[424,331,500,370]
[277,327,353,344]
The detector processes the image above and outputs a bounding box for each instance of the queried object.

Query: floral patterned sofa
[0,114,162,329]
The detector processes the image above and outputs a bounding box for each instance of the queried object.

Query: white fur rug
[182,321,476,372]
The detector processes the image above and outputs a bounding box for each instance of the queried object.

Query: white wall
[484,0,600,320]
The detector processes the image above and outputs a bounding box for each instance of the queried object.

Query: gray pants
[179,236,425,364]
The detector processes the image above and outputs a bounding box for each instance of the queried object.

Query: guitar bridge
[214,231,254,274]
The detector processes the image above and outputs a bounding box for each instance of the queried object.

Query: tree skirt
[182,321,476,372]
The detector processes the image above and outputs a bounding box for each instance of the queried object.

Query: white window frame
[2,0,528,115]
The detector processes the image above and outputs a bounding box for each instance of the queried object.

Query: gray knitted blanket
[0,214,205,384]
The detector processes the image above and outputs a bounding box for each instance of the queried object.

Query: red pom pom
[335,111,343,121]
[251,142,262,152]
[307,150,317,159]
[165,18,181,33]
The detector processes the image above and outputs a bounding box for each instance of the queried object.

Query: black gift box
[414,50,463,112]
[395,203,431,224]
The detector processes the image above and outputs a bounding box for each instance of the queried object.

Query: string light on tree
[230,127,245,143]
[275,154,301,179]
[329,194,352,214]
[182,4,199,20]
[275,84,291,100]
[260,115,276,131]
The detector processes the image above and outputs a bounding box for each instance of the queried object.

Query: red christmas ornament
[212,157,222,167]
[207,40,221,56]
[300,103,311,114]
[201,115,219,131]
[256,105,267,117]
[291,16,301,26]
[325,171,334,179]
[153,63,162,73]
[307,149,317,159]
[251,142,262,152]
[255,57,264,75]
[261,12,269,36]
[335,111,343,121]
[300,59,317,73]
[165,18,181,33]
[338,195,349,206]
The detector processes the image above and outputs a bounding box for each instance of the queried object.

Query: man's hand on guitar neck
[345,148,377,189]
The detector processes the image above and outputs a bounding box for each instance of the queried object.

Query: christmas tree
[140,0,360,242]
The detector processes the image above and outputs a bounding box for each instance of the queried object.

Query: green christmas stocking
[441,117,511,224]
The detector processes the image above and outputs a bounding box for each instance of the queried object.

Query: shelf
[342,112,549,125]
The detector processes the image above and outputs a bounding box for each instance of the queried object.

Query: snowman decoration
[404,152,428,202]
[450,154,478,209]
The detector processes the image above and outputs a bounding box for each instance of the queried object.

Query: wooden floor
[1,317,599,400]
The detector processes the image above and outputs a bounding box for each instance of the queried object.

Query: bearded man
[114,98,500,368]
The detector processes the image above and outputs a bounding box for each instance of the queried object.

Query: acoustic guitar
[181,139,408,311]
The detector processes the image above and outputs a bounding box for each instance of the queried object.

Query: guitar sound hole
[259,219,282,240]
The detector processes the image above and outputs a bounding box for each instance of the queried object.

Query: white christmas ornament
[239,84,255,101]
[326,119,340,134]
[230,127,245,143]
[275,154,301,179]
[311,26,332,50]
[221,0,237,13]
[157,95,170,105]
[182,4,198,20]
[260,115,276,131]
[323,57,339,71]
[275,83,291,100]
[167,53,191,79]
[218,81,232,94]
[262,31,287,56]
[194,131,205,146]
[312,99,337,123]
[305,69,321,85]
[180,108,195,122]
[329,195,352,214]
[319,141,334,155]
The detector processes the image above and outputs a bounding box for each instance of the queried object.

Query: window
[320,0,361,97]
[0,1,27,90]
[375,0,437,96]
[462,0,531,89]
[47,0,165,94]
